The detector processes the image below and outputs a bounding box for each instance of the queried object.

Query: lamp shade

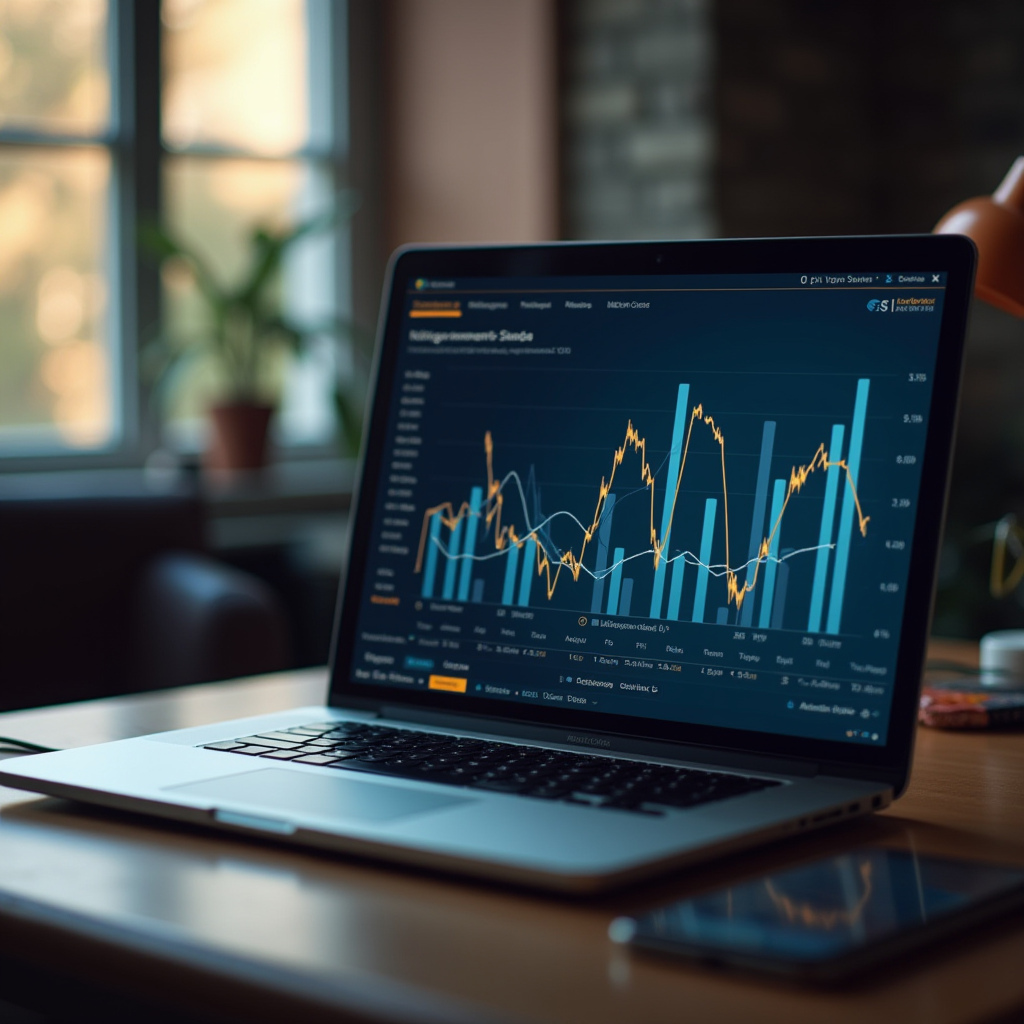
[934,156,1024,318]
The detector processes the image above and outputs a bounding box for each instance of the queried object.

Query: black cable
[0,736,59,755]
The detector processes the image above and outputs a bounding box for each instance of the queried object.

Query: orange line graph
[413,401,870,610]
[763,858,873,930]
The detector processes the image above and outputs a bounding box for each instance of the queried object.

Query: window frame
[0,0,353,472]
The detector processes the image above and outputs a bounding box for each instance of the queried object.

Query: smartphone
[610,846,1024,984]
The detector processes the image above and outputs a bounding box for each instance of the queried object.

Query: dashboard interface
[346,269,948,747]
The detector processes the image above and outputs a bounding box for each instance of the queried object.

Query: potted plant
[140,198,366,470]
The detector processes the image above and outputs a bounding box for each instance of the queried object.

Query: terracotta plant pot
[205,402,274,471]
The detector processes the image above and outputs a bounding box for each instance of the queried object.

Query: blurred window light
[0,0,116,455]
[160,0,346,453]
[0,145,115,452]
[0,0,348,462]
[0,0,110,136]
[162,0,308,156]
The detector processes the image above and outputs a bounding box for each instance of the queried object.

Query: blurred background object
[138,194,362,471]
[934,157,1024,634]
[0,0,1022,688]
[0,477,289,710]
[935,156,1024,318]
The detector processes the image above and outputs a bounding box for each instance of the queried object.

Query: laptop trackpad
[169,768,472,824]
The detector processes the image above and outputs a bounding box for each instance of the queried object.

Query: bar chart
[415,376,872,636]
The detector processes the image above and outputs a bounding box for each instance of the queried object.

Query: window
[0,0,116,454]
[0,0,349,463]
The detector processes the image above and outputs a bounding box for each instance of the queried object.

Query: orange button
[428,675,468,693]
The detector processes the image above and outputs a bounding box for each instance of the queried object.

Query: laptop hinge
[373,705,819,778]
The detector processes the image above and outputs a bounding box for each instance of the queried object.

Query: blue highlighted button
[404,656,435,670]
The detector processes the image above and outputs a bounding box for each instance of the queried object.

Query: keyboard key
[292,753,344,766]
[198,720,780,816]
[474,777,533,794]
[237,735,304,750]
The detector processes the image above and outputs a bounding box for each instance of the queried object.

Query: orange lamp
[934,156,1024,318]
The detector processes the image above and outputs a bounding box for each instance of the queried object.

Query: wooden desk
[0,642,1022,1023]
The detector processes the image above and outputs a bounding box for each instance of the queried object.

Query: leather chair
[0,482,289,711]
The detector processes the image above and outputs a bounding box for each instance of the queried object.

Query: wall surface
[560,0,715,240]
[384,0,558,250]
[715,0,1024,238]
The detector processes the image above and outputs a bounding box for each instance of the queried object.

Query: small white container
[979,630,1024,688]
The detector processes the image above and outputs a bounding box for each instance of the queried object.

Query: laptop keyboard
[200,721,781,816]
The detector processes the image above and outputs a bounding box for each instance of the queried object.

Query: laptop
[0,235,975,892]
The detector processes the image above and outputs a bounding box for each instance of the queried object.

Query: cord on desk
[0,736,60,755]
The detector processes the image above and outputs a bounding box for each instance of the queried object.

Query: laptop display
[0,236,976,893]
[335,239,970,768]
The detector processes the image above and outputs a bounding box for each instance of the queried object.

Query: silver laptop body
[0,236,975,892]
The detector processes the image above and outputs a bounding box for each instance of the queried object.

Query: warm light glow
[0,172,52,282]
[162,0,308,156]
[36,265,86,343]
[0,148,111,448]
[204,158,298,215]
[0,0,109,134]
[41,339,112,447]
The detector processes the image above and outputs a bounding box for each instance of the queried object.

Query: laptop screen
[336,242,969,763]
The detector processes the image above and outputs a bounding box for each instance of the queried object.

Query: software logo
[414,278,428,290]
[866,298,889,312]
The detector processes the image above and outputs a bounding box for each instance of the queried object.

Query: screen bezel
[328,234,975,790]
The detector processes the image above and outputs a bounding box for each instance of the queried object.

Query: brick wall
[715,0,1024,238]
[559,0,715,240]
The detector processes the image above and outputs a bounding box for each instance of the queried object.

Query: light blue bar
[771,555,791,631]
[650,383,691,618]
[517,537,537,607]
[807,424,845,632]
[740,421,776,627]
[590,493,616,614]
[758,479,787,629]
[666,557,686,620]
[826,379,871,634]
[692,498,717,623]
[501,541,520,606]
[716,607,728,625]
[456,487,483,601]
[619,579,633,617]
[441,515,464,601]
[471,578,484,603]
[606,547,625,615]
[421,512,442,598]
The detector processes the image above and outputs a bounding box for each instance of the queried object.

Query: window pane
[0,148,115,451]
[162,156,337,447]
[0,0,109,136]
[162,0,309,156]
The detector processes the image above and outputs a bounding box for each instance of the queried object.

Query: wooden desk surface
[1,642,1022,1023]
